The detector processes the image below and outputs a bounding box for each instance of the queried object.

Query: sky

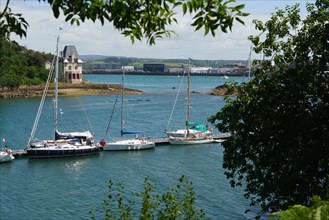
[2,0,314,60]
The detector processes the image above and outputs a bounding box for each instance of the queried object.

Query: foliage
[209,1,329,216]
[270,196,329,220]
[0,0,29,39]
[222,80,238,95]
[90,176,208,220]
[0,72,20,90]
[1,0,248,45]
[0,36,52,89]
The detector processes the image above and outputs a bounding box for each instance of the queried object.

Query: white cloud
[7,0,312,60]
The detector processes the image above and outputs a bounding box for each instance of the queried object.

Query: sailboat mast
[248,46,252,81]
[54,30,60,140]
[186,58,191,137]
[120,67,125,137]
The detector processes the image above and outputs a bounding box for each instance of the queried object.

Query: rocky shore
[0,83,143,99]
[208,85,238,96]
[0,83,235,99]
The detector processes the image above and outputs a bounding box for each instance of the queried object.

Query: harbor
[0,75,257,220]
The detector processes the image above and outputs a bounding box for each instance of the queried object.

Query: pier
[12,133,230,158]
[12,150,28,158]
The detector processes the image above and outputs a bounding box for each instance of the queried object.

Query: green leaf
[182,3,187,14]
[65,13,73,22]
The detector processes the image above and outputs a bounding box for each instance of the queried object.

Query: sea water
[0,75,259,219]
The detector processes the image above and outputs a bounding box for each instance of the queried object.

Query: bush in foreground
[90,176,207,220]
[271,196,329,220]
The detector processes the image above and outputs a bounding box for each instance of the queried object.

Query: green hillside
[0,37,53,89]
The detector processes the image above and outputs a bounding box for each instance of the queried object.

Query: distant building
[209,68,220,74]
[45,61,52,70]
[189,67,211,74]
[169,67,184,73]
[60,45,83,83]
[143,64,165,73]
[122,66,135,71]
[219,63,246,75]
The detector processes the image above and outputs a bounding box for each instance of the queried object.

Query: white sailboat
[165,122,213,138]
[99,67,155,151]
[0,149,14,163]
[168,59,214,145]
[0,139,15,163]
[26,29,100,159]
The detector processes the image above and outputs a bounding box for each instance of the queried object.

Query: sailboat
[165,121,213,138]
[0,139,15,163]
[99,67,155,151]
[168,59,214,145]
[26,29,100,159]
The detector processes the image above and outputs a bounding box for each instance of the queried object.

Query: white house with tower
[59,45,83,83]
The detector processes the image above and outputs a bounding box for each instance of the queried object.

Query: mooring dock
[12,133,231,158]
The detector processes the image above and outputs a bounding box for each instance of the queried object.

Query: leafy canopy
[0,0,248,44]
[0,36,52,88]
[0,0,29,38]
[209,1,329,215]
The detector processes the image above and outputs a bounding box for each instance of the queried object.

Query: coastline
[0,82,233,99]
[0,83,143,99]
[84,71,246,77]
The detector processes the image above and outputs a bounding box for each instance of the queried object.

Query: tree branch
[0,0,11,17]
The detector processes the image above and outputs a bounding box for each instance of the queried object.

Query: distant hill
[80,55,248,70]
[79,55,109,61]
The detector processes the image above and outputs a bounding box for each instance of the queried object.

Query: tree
[90,176,207,220]
[0,0,248,44]
[0,71,20,90]
[0,36,53,87]
[0,0,29,38]
[209,1,329,215]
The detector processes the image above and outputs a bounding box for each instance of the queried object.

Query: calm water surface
[0,75,259,219]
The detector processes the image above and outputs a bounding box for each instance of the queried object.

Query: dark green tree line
[209,1,329,215]
[0,37,52,89]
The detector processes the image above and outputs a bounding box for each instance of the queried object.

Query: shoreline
[84,71,246,77]
[0,83,143,99]
[0,83,233,99]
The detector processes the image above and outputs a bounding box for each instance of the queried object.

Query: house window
[75,66,78,70]
[69,73,72,79]
[72,73,76,79]
[68,66,72,70]
[77,73,80,79]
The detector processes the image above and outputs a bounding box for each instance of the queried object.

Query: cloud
[7,0,310,60]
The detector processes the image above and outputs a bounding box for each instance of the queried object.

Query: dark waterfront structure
[143,63,165,72]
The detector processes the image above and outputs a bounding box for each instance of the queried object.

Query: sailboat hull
[0,150,15,163]
[165,129,213,138]
[169,137,214,145]
[103,139,155,151]
[27,144,100,159]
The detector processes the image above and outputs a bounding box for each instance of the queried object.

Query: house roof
[62,45,79,59]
